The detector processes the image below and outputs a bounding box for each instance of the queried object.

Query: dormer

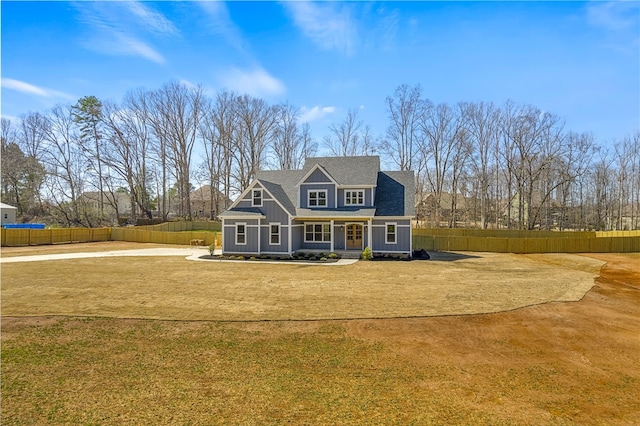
[296,164,338,209]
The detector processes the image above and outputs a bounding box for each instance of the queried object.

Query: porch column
[257,218,261,254]
[367,218,372,250]
[330,219,334,253]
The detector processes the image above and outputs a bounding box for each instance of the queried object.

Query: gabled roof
[302,156,380,186]
[223,156,415,219]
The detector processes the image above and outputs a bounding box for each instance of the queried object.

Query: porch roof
[294,207,376,220]
[219,208,266,219]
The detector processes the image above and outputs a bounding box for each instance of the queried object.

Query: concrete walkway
[0,247,358,266]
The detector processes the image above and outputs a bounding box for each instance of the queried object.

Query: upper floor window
[308,190,327,207]
[345,190,364,206]
[252,189,262,206]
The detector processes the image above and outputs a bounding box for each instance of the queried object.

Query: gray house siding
[223,219,260,253]
[305,168,333,183]
[336,188,373,208]
[299,184,336,209]
[371,219,412,252]
[260,224,289,253]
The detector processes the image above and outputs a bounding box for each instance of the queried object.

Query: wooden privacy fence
[2,224,638,253]
[110,228,220,247]
[1,228,111,247]
[413,229,640,253]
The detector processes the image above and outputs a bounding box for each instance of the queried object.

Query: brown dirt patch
[345,253,640,424]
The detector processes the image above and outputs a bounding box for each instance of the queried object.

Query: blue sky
[1,1,639,149]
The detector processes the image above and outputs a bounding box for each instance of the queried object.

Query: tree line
[1,81,638,230]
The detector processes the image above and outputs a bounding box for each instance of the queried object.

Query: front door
[346,224,363,250]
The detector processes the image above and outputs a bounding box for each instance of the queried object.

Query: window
[345,190,364,206]
[252,189,262,206]
[305,223,331,242]
[270,224,280,245]
[308,190,327,207]
[386,223,397,244]
[236,223,246,245]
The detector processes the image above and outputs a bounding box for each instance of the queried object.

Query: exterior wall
[336,188,373,208]
[305,168,333,183]
[1,207,17,225]
[223,218,260,253]
[299,184,336,209]
[371,219,412,252]
[260,224,289,253]
[333,223,346,250]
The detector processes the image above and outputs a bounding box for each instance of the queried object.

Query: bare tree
[324,108,375,156]
[272,102,316,170]
[148,81,204,220]
[381,84,426,171]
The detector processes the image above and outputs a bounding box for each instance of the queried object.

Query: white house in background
[1,203,18,225]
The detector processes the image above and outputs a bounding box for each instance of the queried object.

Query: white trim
[222,215,266,221]
[371,223,411,228]
[304,222,332,243]
[385,222,397,244]
[296,163,339,187]
[307,189,328,208]
[269,223,281,245]
[227,181,263,211]
[330,219,334,252]
[344,189,365,206]
[339,185,376,189]
[236,222,247,245]
[251,188,263,207]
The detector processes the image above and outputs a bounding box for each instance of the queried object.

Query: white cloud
[198,1,245,52]
[218,67,286,98]
[73,1,174,64]
[1,78,74,100]
[113,33,165,64]
[586,0,640,31]
[299,105,336,123]
[124,1,178,36]
[283,1,358,55]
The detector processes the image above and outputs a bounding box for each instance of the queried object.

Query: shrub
[362,246,373,261]
[208,243,216,256]
[249,256,257,261]
[328,252,338,259]
[320,257,327,261]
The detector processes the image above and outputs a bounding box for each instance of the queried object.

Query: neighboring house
[416,192,469,222]
[1,203,18,225]
[219,156,415,256]
[190,185,232,219]
[79,191,132,220]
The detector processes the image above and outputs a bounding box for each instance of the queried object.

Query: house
[79,191,132,220]
[1,203,18,225]
[219,156,415,257]
[190,185,231,219]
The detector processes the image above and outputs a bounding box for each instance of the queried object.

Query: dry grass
[1,245,639,425]
[1,247,604,320]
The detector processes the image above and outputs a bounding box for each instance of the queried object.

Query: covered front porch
[292,217,373,254]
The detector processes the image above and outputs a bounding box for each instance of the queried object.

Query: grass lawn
[1,244,639,425]
[1,245,605,320]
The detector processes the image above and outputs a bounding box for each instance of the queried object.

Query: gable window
[345,190,364,206]
[386,223,397,244]
[308,190,327,207]
[236,223,246,245]
[270,223,280,245]
[305,223,331,242]
[252,189,262,207]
